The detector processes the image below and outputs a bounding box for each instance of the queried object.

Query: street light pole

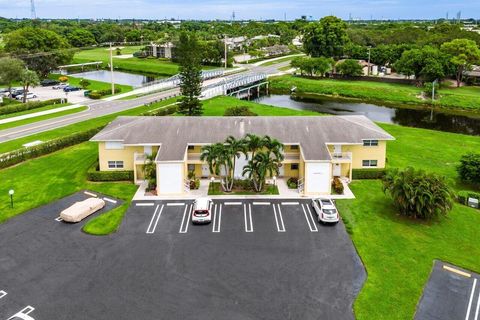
[224,35,228,69]
[367,46,372,76]
[9,189,14,208]
[430,79,438,121]
[109,42,115,95]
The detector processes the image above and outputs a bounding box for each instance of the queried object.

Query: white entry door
[202,164,210,177]
[333,163,341,177]
[334,145,342,155]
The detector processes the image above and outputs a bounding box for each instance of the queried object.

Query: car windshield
[321,200,332,206]
[194,210,208,216]
[323,209,337,215]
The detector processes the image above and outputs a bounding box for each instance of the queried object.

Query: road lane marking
[167,202,185,206]
[253,202,270,206]
[8,306,35,320]
[225,202,242,206]
[54,217,63,222]
[272,204,285,232]
[84,191,97,197]
[277,204,285,232]
[212,204,218,232]
[146,205,160,234]
[0,290,7,299]
[243,204,253,232]
[443,265,471,278]
[249,204,253,232]
[103,197,117,204]
[136,202,154,207]
[305,204,319,232]
[179,204,192,233]
[466,278,477,320]
[217,204,223,232]
[281,202,299,206]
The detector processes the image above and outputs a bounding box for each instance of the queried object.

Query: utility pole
[30,0,37,19]
[430,79,438,121]
[224,35,228,69]
[367,46,371,76]
[109,42,115,95]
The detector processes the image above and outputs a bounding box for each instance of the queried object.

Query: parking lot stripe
[249,204,253,232]
[474,286,480,320]
[103,197,117,204]
[466,278,477,320]
[147,204,164,234]
[179,204,192,234]
[136,203,154,207]
[253,202,270,206]
[0,290,7,299]
[225,202,242,206]
[54,216,63,222]
[272,204,286,232]
[277,204,285,231]
[167,202,185,206]
[305,205,319,232]
[443,265,471,278]
[281,202,299,206]
[212,204,218,232]
[243,204,253,232]
[8,306,35,320]
[218,204,222,232]
[146,205,160,234]
[84,191,97,197]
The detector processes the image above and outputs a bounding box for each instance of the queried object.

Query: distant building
[292,36,303,47]
[225,36,247,50]
[262,45,290,57]
[146,42,175,59]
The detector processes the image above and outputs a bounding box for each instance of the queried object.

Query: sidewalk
[0,104,87,125]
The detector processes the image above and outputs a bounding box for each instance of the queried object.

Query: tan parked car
[60,198,106,223]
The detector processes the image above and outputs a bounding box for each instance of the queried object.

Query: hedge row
[457,190,480,208]
[87,161,134,182]
[88,87,122,100]
[352,168,387,180]
[0,126,102,169]
[0,98,67,115]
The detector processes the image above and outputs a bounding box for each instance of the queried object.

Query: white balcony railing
[331,152,352,161]
[134,152,147,163]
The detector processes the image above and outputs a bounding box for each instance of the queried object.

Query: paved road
[0,196,365,320]
[0,60,291,146]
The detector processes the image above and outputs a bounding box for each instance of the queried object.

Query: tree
[79,79,91,89]
[19,69,40,103]
[4,27,73,77]
[382,167,454,219]
[67,29,96,47]
[394,46,451,83]
[143,152,158,191]
[303,16,349,58]
[0,57,25,94]
[441,39,480,87]
[222,136,247,192]
[291,56,333,77]
[176,32,203,116]
[244,133,264,160]
[457,153,480,185]
[242,152,281,192]
[336,59,363,76]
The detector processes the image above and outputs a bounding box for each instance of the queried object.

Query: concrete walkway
[0,104,87,125]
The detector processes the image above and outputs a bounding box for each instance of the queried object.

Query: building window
[291,163,299,170]
[363,140,379,146]
[188,145,195,150]
[362,160,378,167]
[108,161,124,169]
[187,164,195,171]
[290,145,299,150]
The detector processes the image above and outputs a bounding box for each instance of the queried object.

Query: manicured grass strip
[200,96,319,116]
[0,103,70,120]
[208,182,279,195]
[336,180,480,320]
[270,75,480,112]
[0,97,179,154]
[82,203,130,235]
[49,74,132,97]
[0,106,88,131]
[259,55,296,66]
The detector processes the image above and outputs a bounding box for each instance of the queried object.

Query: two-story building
[90,116,394,196]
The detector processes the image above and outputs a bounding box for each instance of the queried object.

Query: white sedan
[311,198,339,224]
[16,93,37,100]
[191,197,213,224]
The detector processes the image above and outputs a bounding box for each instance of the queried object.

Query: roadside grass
[278,66,292,72]
[0,103,70,120]
[200,96,319,116]
[259,55,296,66]
[49,74,132,97]
[208,182,279,195]
[0,97,179,154]
[0,106,88,131]
[270,75,480,112]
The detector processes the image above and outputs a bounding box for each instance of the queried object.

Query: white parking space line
[466,278,477,320]
[474,285,480,320]
[0,290,7,299]
[146,205,161,234]
[179,204,193,234]
[212,204,222,233]
[103,197,117,204]
[304,204,318,232]
[281,202,299,206]
[167,202,185,206]
[54,217,63,222]
[83,191,97,197]
[243,204,253,232]
[272,204,286,232]
[136,202,154,207]
[8,305,35,320]
[225,202,242,206]
[253,202,270,206]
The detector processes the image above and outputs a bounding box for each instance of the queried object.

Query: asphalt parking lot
[415,261,480,320]
[0,197,365,320]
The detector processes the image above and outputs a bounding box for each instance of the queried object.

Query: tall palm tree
[200,143,223,176]
[244,133,264,160]
[243,152,281,192]
[223,136,247,191]
[262,136,285,162]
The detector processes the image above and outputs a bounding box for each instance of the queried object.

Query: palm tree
[143,152,157,190]
[243,152,281,192]
[262,136,285,162]
[223,136,247,192]
[244,133,264,160]
[200,143,223,176]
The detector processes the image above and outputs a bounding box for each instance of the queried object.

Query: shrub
[187,170,195,180]
[88,87,122,99]
[457,153,480,185]
[382,167,454,219]
[144,104,179,116]
[88,92,102,99]
[188,178,201,190]
[0,97,20,106]
[352,168,386,180]
[287,177,298,189]
[0,126,102,169]
[58,76,68,83]
[423,82,439,99]
[224,106,258,116]
[331,177,344,194]
[336,59,363,77]
[0,98,66,115]
[79,79,91,89]
[87,161,133,181]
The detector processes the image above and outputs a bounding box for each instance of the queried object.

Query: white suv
[311,198,339,224]
[191,198,213,224]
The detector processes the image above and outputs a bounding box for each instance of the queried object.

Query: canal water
[255,94,480,136]
[70,70,156,87]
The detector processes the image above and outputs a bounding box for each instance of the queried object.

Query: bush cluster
[87,161,134,182]
[144,104,179,116]
[457,153,480,185]
[224,106,258,116]
[88,87,122,99]
[0,127,102,169]
[331,177,344,194]
[352,168,386,179]
[287,177,298,189]
[0,98,66,115]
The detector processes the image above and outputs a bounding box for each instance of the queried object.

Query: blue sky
[1,0,478,20]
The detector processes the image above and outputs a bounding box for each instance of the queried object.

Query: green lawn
[199,96,319,116]
[259,55,297,66]
[270,75,480,112]
[0,103,70,120]
[0,106,88,131]
[49,74,132,97]
[208,182,279,195]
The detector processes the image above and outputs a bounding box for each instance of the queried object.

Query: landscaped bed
[208,181,279,195]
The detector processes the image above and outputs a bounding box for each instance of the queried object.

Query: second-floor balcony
[331,152,352,162]
[134,152,147,164]
[283,152,300,162]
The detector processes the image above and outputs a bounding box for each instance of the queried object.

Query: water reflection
[70,70,156,87]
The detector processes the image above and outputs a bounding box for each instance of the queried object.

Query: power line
[30,0,37,20]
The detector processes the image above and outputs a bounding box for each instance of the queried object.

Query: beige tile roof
[91,116,394,161]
